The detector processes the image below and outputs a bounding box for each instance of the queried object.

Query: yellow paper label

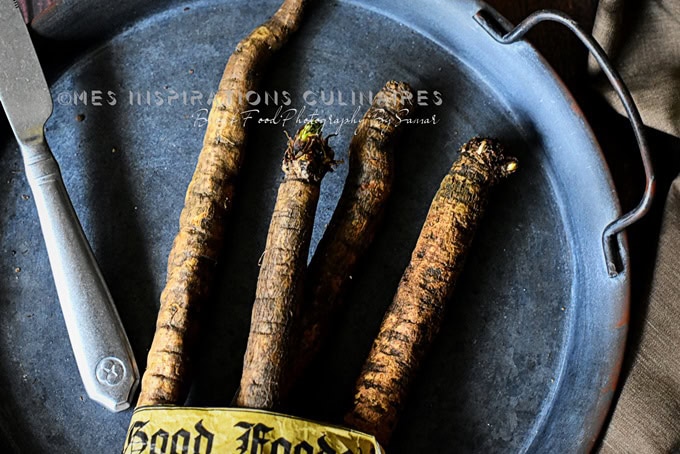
[122,407,384,454]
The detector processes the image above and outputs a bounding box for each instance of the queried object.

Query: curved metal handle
[474,8,656,278]
[21,138,140,411]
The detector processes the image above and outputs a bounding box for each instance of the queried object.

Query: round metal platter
[0,0,628,452]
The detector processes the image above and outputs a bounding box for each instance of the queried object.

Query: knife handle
[21,137,139,412]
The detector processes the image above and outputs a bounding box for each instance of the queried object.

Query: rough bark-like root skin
[282,81,415,398]
[236,121,334,410]
[138,0,311,408]
[345,138,517,446]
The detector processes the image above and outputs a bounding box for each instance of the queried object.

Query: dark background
[13,0,680,450]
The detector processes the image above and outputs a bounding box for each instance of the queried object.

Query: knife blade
[0,0,139,412]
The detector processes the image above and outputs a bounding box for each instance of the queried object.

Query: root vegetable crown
[283,121,336,182]
[461,137,518,182]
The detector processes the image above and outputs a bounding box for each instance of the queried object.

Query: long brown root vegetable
[137,0,312,407]
[236,121,335,410]
[285,81,414,392]
[344,138,518,445]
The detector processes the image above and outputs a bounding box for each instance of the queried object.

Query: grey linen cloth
[590,0,680,452]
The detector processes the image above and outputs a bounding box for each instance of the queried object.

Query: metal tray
[0,0,648,451]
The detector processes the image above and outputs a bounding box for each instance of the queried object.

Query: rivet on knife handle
[0,0,139,411]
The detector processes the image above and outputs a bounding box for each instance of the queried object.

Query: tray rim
[15,0,629,451]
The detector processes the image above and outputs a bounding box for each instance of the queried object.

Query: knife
[0,0,139,412]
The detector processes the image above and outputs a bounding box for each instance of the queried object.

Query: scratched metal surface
[0,0,627,452]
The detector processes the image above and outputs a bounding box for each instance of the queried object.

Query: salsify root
[137,0,312,407]
[344,138,518,446]
[236,121,335,410]
[285,81,415,395]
